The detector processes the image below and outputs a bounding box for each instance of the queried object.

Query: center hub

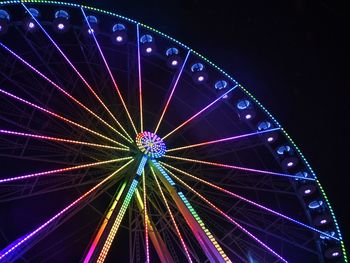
[136,131,166,158]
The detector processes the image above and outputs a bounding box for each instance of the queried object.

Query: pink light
[164,155,301,179]
[28,22,35,29]
[0,160,133,261]
[287,161,294,167]
[197,75,204,82]
[163,85,238,140]
[0,87,124,147]
[137,24,143,132]
[57,23,65,30]
[116,36,123,42]
[267,136,274,142]
[146,47,152,53]
[0,129,128,151]
[245,114,252,119]
[142,172,150,263]
[81,7,138,135]
[154,50,190,134]
[0,157,132,184]
[167,128,280,152]
[165,168,288,263]
[0,41,130,143]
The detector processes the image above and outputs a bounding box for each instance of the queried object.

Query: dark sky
[76,0,349,246]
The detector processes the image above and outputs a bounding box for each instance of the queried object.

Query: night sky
[75,0,349,248]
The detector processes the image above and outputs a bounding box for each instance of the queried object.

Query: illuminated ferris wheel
[0,1,347,262]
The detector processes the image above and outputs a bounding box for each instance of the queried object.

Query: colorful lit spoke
[0,160,133,261]
[161,162,340,241]
[0,87,125,147]
[154,50,191,134]
[142,171,150,263]
[84,181,127,263]
[21,4,133,143]
[165,168,288,263]
[150,167,193,263]
[97,157,147,263]
[164,155,314,180]
[136,131,166,158]
[81,7,138,135]
[136,23,143,132]
[167,127,281,152]
[0,42,131,144]
[0,157,132,184]
[163,85,238,140]
[0,129,129,151]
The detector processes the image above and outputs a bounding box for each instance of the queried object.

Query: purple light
[57,23,65,30]
[222,94,228,99]
[28,22,35,29]
[267,136,274,142]
[146,47,152,53]
[304,189,311,194]
[171,60,178,66]
[197,75,204,82]
[116,36,123,42]
[332,252,339,257]
[245,114,252,119]
[88,28,94,34]
[0,25,2,31]
[287,161,294,167]
[320,219,327,224]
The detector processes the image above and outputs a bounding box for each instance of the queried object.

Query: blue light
[112,23,126,32]
[28,8,39,17]
[237,99,250,110]
[136,156,148,176]
[257,121,272,131]
[166,47,179,56]
[140,34,153,43]
[214,80,228,90]
[277,145,292,155]
[191,62,204,72]
[151,160,175,186]
[308,200,323,209]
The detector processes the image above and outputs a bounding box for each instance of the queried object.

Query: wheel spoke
[81,7,138,136]
[0,87,124,147]
[150,167,193,263]
[0,129,129,151]
[154,50,191,134]
[162,84,238,140]
[0,41,131,144]
[164,154,314,180]
[161,162,339,241]
[0,157,132,184]
[164,167,289,263]
[0,160,133,261]
[167,127,280,152]
[136,23,144,132]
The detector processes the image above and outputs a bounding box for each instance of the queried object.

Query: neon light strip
[80,7,138,135]
[21,4,132,143]
[137,156,148,176]
[164,155,314,180]
[177,192,231,263]
[0,41,131,144]
[97,179,139,263]
[0,1,347,261]
[142,171,150,263]
[154,50,191,134]
[0,160,133,261]
[0,87,123,147]
[167,128,281,152]
[151,160,175,185]
[0,157,132,184]
[83,181,127,263]
[150,167,193,263]
[136,23,143,132]
[0,129,128,151]
[163,85,238,140]
[166,169,288,263]
[161,162,339,241]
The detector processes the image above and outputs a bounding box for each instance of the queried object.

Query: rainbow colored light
[136,131,166,158]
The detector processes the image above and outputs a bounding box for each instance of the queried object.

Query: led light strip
[150,167,193,263]
[166,169,288,263]
[154,50,191,134]
[80,6,138,136]
[136,23,143,132]
[0,129,129,151]
[97,157,147,262]
[161,162,339,241]
[177,192,231,263]
[162,85,238,140]
[164,154,314,180]
[83,181,127,263]
[0,157,132,184]
[0,87,123,146]
[167,127,281,152]
[0,160,133,261]
[0,41,131,144]
[142,171,150,263]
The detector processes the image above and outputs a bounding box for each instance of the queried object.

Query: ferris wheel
[0,1,347,262]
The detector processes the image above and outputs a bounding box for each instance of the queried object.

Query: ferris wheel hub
[136,131,166,158]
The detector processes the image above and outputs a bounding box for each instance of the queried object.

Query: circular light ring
[214,80,228,90]
[136,131,166,158]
